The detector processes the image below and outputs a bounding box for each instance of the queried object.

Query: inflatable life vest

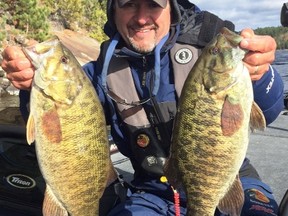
[104,43,200,177]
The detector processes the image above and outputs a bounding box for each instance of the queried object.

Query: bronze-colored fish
[24,37,116,216]
[164,27,266,216]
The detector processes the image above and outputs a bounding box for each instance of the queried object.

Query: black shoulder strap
[177,3,235,47]
[98,40,110,66]
[197,11,235,46]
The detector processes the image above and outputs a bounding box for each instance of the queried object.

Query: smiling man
[114,0,172,53]
[1,0,284,215]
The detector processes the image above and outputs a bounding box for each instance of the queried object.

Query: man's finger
[3,58,33,72]
[6,68,34,82]
[240,36,277,53]
[2,46,26,61]
[243,50,275,66]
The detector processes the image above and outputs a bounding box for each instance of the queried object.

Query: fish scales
[164,28,261,216]
[24,37,112,216]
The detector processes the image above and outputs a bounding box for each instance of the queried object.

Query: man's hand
[1,46,35,90]
[240,28,277,81]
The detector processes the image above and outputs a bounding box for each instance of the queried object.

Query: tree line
[0,0,287,50]
[254,26,288,49]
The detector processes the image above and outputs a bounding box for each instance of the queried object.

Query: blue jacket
[82,33,284,159]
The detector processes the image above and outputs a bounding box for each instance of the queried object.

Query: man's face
[114,0,171,53]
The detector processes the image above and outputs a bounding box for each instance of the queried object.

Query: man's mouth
[130,25,157,33]
[134,29,151,33]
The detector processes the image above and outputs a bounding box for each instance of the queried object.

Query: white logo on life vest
[146,156,157,166]
[6,174,36,189]
[266,65,275,94]
[175,48,193,64]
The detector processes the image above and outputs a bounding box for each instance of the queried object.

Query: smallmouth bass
[24,37,116,216]
[164,27,266,216]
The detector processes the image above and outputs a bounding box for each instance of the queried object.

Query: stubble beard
[127,35,157,54]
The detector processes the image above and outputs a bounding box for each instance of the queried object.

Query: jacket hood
[104,0,181,38]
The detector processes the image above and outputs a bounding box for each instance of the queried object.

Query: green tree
[83,1,108,42]
[42,0,84,30]
[255,26,288,49]
[42,0,108,42]
[1,0,50,41]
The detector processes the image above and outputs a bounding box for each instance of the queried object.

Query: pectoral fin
[217,175,244,216]
[41,107,62,144]
[250,102,266,132]
[26,114,35,145]
[43,184,68,216]
[221,97,244,136]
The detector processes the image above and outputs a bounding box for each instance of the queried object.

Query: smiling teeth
[135,29,150,33]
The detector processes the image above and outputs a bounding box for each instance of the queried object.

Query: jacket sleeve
[19,90,30,123]
[252,65,284,125]
[82,61,106,104]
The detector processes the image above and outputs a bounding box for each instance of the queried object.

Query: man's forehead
[117,0,168,8]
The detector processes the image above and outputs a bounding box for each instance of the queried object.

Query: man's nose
[134,6,152,25]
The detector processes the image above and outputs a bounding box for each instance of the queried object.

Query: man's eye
[122,2,137,8]
[149,2,161,8]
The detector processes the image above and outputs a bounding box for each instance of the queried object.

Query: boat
[0,100,288,215]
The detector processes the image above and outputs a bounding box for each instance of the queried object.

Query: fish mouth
[22,37,60,69]
[220,28,242,46]
[22,37,63,89]
[220,28,249,55]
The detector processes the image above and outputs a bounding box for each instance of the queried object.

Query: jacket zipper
[141,56,147,87]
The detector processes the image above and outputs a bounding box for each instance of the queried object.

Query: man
[1,0,284,215]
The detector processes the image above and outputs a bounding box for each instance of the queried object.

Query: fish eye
[60,56,69,64]
[210,47,220,55]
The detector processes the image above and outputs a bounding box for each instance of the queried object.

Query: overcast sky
[191,0,285,31]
